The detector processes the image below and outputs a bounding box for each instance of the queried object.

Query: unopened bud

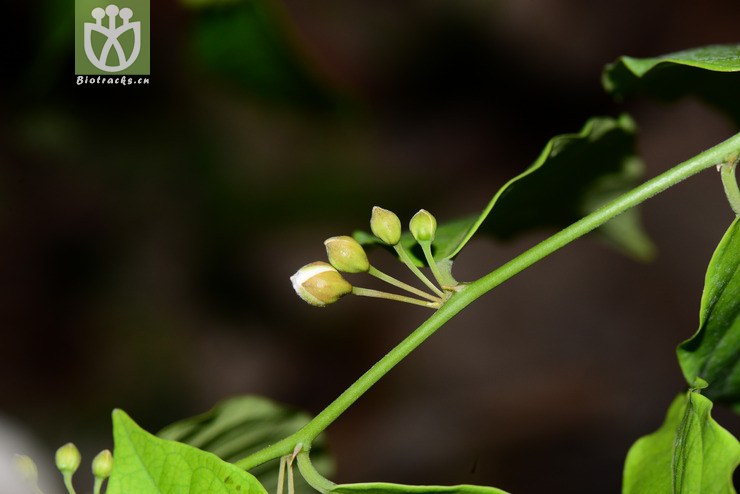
[13,455,38,483]
[291,262,353,306]
[55,442,81,475]
[324,236,370,273]
[92,449,114,479]
[409,209,437,242]
[370,207,402,245]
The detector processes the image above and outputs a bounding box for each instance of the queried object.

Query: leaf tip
[111,409,134,429]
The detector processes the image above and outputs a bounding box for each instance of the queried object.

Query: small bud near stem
[291,262,353,307]
[290,207,455,309]
[324,236,370,273]
[92,449,113,479]
[409,209,449,289]
[325,233,442,303]
[92,449,113,494]
[14,454,38,482]
[370,207,402,245]
[409,209,436,243]
[13,455,44,494]
[56,443,81,494]
[55,443,81,475]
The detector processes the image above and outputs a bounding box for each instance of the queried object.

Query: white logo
[84,4,141,72]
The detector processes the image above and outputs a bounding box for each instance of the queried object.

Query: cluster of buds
[15,443,113,494]
[291,207,455,309]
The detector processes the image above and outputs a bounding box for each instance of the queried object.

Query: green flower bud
[92,449,114,479]
[409,209,437,242]
[55,442,81,475]
[13,454,39,483]
[324,235,370,273]
[370,206,402,245]
[291,261,353,307]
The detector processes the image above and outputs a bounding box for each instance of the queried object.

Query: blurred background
[2,0,739,492]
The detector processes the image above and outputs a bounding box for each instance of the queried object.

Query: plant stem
[351,287,440,308]
[235,130,740,471]
[420,240,448,289]
[720,155,740,215]
[393,244,445,297]
[62,474,76,494]
[367,266,441,302]
[236,288,465,470]
[288,457,295,494]
[296,452,336,493]
[277,456,286,494]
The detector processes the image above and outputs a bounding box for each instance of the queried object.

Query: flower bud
[55,442,81,475]
[324,236,370,273]
[409,209,437,242]
[370,206,402,245]
[92,449,114,479]
[291,262,353,307]
[13,455,38,483]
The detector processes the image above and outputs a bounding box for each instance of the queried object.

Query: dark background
[2,0,739,492]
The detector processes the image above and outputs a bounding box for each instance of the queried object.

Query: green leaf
[622,391,740,494]
[158,395,333,494]
[678,217,740,410]
[603,44,740,125]
[107,409,268,494]
[358,115,655,265]
[332,483,510,494]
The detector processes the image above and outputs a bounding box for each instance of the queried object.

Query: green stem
[277,456,286,494]
[720,155,740,215]
[296,452,336,493]
[419,240,448,289]
[352,287,440,309]
[367,266,441,302]
[393,244,445,297]
[236,130,740,471]
[288,456,295,494]
[62,474,76,494]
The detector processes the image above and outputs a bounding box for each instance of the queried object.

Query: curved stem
[235,131,740,471]
[720,155,740,215]
[62,474,77,494]
[296,452,336,493]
